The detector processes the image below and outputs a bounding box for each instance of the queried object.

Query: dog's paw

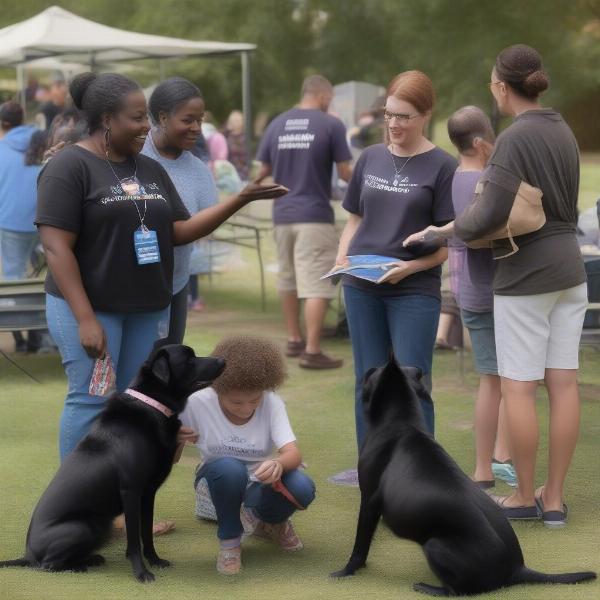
[135,569,155,583]
[87,554,106,567]
[330,567,355,578]
[146,556,171,569]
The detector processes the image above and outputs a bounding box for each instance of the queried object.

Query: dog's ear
[151,353,171,386]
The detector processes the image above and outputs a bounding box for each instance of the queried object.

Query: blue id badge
[134,227,161,265]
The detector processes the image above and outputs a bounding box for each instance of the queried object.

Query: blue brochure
[321,254,403,284]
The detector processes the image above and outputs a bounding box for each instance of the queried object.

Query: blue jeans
[196,458,316,540]
[0,229,39,280]
[343,285,440,449]
[46,294,169,461]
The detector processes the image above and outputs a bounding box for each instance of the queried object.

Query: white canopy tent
[0,6,256,152]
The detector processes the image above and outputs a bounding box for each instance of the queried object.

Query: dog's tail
[511,566,597,585]
[0,558,31,568]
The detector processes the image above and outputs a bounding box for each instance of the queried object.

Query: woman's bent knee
[282,470,316,508]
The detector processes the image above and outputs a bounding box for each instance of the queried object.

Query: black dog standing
[0,344,225,582]
[332,359,596,596]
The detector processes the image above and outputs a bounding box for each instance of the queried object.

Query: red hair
[386,70,435,114]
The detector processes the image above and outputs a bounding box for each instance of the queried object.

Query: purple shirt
[256,108,352,225]
[342,143,457,298]
[449,170,495,312]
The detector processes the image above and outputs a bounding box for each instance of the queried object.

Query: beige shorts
[274,223,338,299]
[494,283,588,381]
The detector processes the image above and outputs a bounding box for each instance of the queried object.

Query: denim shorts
[460,309,498,376]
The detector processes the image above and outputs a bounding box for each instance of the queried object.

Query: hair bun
[522,70,549,96]
[69,72,98,110]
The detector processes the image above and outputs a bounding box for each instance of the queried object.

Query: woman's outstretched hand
[403,226,444,248]
[238,182,289,203]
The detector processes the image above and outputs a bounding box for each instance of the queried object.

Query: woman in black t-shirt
[335,71,456,453]
[36,72,287,463]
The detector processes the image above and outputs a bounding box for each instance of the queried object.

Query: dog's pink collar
[125,388,174,418]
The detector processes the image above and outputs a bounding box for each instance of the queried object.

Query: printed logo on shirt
[99,180,168,205]
[364,173,418,194]
[284,118,309,131]
[277,132,315,150]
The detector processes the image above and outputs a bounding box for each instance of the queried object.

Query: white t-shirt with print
[180,387,296,476]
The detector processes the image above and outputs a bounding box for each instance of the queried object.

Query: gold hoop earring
[104,128,111,157]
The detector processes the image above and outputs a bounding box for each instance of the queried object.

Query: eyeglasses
[383,110,421,123]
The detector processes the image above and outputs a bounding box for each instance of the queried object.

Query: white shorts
[494,283,588,381]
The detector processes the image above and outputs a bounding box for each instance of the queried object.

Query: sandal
[535,488,568,528]
[112,517,176,536]
[489,494,540,520]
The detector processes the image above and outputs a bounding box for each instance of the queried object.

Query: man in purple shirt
[256,75,353,369]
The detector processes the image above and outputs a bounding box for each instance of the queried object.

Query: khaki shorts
[274,223,338,299]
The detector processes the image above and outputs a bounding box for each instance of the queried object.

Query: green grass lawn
[1,239,599,600]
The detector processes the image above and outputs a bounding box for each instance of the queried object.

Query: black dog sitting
[0,344,224,582]
[332,358,596,595]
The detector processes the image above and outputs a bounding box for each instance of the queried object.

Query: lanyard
[105,156,148,230]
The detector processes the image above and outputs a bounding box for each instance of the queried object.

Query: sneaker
[189,299,206,312]
[252,519,303,551]
[299,351,343,370]
[285,339,305,357]
[217,546,241,575]
[327,468,359,488]
[492,459,518,487]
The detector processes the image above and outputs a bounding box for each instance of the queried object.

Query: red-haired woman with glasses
[334,70,457,452]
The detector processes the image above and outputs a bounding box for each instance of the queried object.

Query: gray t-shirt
[142,132,218,294]
[256,108,352,225]
[449,170,495,312]
[454,109,586,295]
[342,144,457,298]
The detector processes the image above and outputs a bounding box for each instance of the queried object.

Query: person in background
[224,110,249,180]
[406,105,517,488]
[256,75,353,369]
[142,77,218,346]
[408,46,587,527]
[335,70,456,449]
[0,102,39,283]
[181,336,315,575]
[35,73,69,131]
[202,111,229,166]
[0,103,45,352]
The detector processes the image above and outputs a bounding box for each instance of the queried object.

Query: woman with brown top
[409,45,587,527]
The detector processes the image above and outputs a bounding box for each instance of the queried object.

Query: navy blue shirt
[342,144,457,298]
[256,108,352,225]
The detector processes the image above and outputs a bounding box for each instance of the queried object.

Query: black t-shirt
[342,144,457,298]
[36,145,190,312]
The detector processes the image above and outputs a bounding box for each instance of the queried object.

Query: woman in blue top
[334,71,457,450]
[142,77,219,347]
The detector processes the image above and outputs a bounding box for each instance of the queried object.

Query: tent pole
[241,51,252,175]
[16,64,26,117]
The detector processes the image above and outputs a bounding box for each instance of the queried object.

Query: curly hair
[210,336,287,394]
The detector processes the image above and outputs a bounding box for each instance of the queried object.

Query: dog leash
[272,480,306,510]
[125,388,174,417]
